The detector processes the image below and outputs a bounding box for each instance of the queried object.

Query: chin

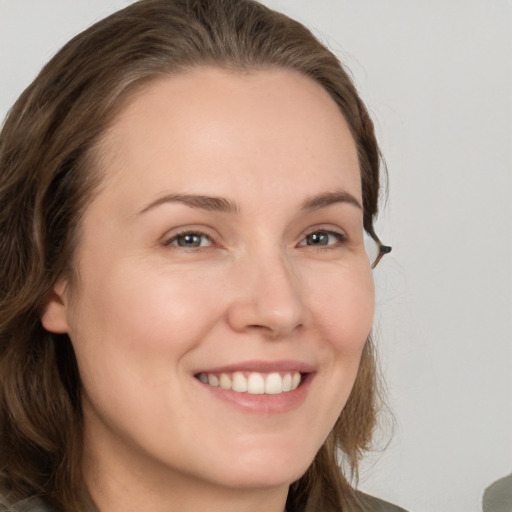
[220,466,308,491]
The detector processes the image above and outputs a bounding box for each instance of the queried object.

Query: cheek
[65,263,227,433]
[70,262,224,355]
[65,263,230,424]
[310,264,375,355]
[297,265,374,452]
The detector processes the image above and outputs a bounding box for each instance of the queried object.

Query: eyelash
[298,229,348,249]
[163,228,348,251]
[164,230,214,249]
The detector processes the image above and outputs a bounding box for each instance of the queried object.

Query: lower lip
[195,373,315,414]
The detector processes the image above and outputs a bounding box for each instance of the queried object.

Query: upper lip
[194,359,316,375]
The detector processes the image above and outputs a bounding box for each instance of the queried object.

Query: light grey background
[1,1,511,511]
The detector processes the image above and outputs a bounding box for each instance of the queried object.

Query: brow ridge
[139,193,239,215]
[300,190,362,211]
[139,189,361,216]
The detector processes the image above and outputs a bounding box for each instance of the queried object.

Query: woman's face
[43,68,374,499]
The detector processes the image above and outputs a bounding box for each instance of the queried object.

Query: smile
[196,371,302,395]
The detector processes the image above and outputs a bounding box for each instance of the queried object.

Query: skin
[42,68,375,512]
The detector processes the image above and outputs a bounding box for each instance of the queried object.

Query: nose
[226,251,306,339]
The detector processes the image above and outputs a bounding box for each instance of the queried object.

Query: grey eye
[306,232,329,246]
[300,231,345,247]
[171,233,211,248]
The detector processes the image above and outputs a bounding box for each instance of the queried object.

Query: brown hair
[0,1,383,510]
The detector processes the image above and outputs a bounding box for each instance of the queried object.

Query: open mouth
[195,371,304,395]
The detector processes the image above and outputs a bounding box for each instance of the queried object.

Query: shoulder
[355,491,409,512]
[483,473,512,512]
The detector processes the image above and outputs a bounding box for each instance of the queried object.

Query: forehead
[95,67,361,211]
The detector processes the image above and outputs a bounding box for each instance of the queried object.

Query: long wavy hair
[0,1,384,510]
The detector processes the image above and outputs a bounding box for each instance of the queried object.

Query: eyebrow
[138,193,239,215]
[300,190,362,211]
[138,189,361,216]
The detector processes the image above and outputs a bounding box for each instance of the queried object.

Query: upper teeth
[198,371,302,395]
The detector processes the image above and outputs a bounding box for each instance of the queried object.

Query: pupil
[308,232,327,245]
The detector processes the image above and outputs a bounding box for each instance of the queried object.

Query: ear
[40,279,70,334]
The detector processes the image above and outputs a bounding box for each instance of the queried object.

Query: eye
[298,230,347,247]
[166,231,212,248]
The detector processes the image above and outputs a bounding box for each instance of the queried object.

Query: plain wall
[1,1,511,511]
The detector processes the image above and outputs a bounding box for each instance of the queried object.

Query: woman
[0,0,402,511]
